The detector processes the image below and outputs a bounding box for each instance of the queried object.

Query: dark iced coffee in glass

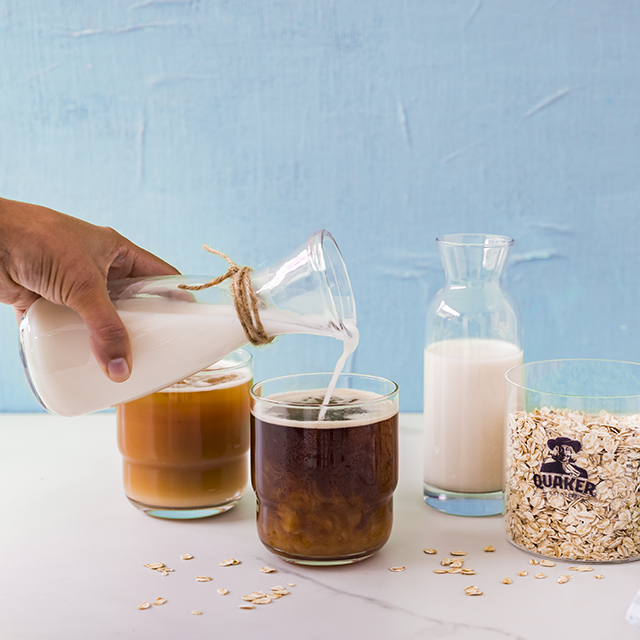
[250,374,399,565]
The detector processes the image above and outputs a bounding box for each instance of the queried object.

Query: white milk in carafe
[20,296,353,417]
[423,338,523,494]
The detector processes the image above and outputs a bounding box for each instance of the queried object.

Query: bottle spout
[253,230,356,336]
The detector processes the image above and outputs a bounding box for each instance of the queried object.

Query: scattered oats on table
[389,566,405,572]
[260,566,276,573]
[450,551,467,556]
[241,587,290,607]
[195,576,212,582]
[242,591,267,602]
[191,610,202,616]
[153,597,167,606]
[440,558,453,566]
[464,585,483,596]
[143,562,174,576]
[433,569,447,574]
[539,560,556,567]
[517,570,528,577]
[483,545,495,553]
[461,568,476,576]
[137,601,151,610]
[423,548,437,555]
[557,575,570,584]
[180,553,193,560]
[220,558,241,567]
[217,588,229,596]
[501,577,512,585]
[595,574,605,579]
[535,573,547,579]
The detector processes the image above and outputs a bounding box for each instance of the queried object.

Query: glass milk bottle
[423,234,522,516]
[19,230,356,417]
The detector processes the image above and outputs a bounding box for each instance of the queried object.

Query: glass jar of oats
[505,359,640,563]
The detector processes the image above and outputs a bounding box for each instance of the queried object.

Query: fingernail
[107,358,130,382]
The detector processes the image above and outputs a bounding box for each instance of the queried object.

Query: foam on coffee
[252,388,397,428]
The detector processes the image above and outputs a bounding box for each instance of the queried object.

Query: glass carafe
[423,234,522,516]
[19,230,356,417]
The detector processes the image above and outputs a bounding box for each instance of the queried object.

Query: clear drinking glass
[20,230,356,416]
[423,234,522,516]
[250,373,399,565]
[117,350,253,519]
[505,359,640,563]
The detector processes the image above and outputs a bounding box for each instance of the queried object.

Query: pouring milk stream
[19,230,357,417]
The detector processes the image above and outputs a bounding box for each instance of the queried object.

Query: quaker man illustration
[540,437,588,478]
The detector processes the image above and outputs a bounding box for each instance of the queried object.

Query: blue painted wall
[1,0,639,412]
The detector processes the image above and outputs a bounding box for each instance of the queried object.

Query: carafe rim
[436,233,514,248]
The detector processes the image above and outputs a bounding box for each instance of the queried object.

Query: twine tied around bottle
[177,245,274,346]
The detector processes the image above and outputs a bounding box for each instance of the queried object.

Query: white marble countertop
[0,412,638,640]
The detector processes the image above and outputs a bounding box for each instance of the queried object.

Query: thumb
[72,288,132,383]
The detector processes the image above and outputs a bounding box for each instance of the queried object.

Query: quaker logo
[533,437,597,497]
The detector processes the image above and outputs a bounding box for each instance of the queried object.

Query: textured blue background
[1,0,639,412]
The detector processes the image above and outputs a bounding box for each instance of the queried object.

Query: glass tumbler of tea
[117,350,253,519]
[250,373,399,565]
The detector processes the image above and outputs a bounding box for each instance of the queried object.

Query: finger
[108,241,180,281]
[69,284,132,383]
[8,291,41,323]
[129,248,180,278]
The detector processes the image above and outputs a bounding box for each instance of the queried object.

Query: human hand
[0,198,180,382]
